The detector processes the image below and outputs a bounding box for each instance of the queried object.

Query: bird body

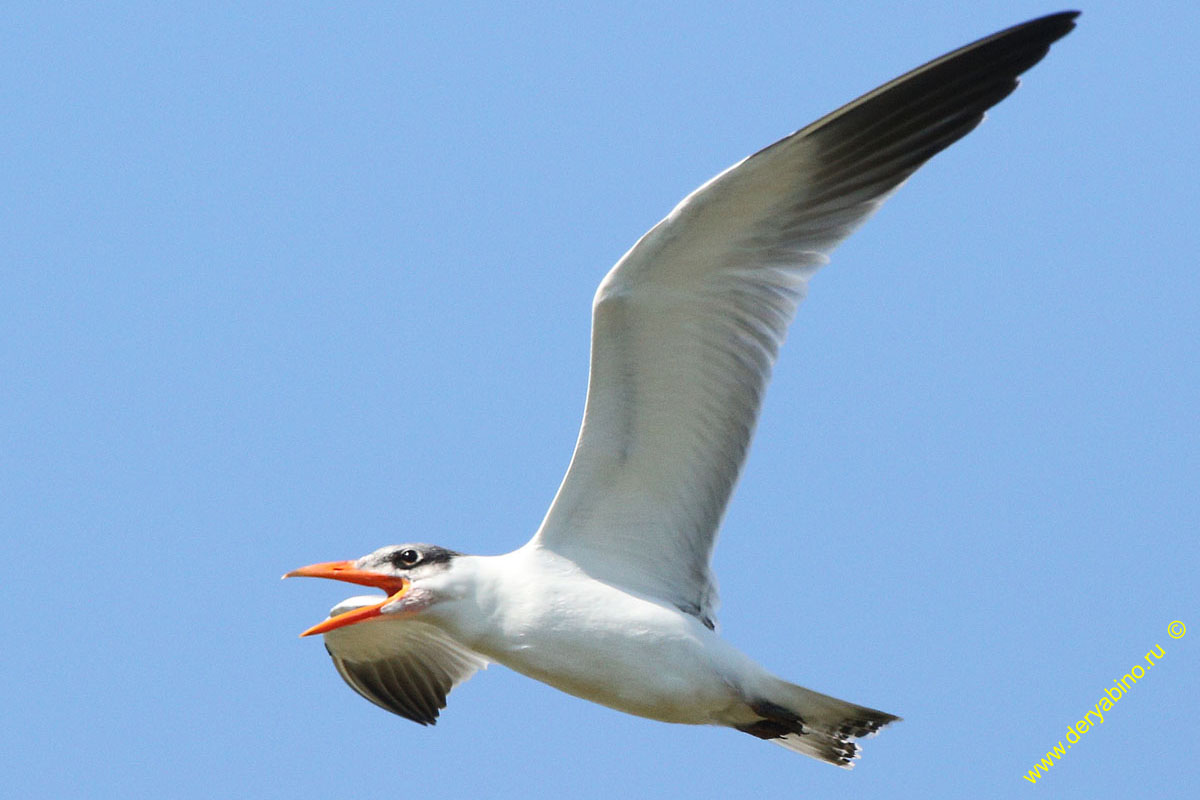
[317,544,893,764]
[286,11,1079,767]
[397,546,756,725]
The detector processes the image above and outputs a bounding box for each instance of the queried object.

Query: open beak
[283,560,411,638]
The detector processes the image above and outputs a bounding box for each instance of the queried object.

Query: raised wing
[320,596,488,724]
[531,12,1078,625]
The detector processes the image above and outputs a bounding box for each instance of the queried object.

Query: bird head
[284,543,462,636]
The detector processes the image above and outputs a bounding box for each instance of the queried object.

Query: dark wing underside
[320,599,488,725]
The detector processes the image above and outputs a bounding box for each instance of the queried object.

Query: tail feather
[740,682,900,768]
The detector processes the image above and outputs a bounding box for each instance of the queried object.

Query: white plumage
[286,12,1078,767]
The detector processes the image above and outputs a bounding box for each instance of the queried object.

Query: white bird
[285,12,1077,767]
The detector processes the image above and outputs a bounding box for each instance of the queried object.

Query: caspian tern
[286,12,1077,767]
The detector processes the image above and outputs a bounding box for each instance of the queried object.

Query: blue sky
[3,1,1196,798]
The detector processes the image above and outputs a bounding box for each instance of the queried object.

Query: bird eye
[394,548,421,567]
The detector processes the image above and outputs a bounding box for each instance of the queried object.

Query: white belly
[437,561,761,724]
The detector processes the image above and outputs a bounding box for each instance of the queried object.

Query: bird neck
[420,545,571,653]
[417,552,514,645]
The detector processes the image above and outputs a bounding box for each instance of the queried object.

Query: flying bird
[286,12,1077,767]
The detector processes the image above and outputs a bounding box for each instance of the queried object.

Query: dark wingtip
[1012,10,1081,42]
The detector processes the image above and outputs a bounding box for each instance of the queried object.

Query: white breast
[429,547,763,724]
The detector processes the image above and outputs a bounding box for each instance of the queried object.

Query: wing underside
[320,599,488,725]
[531,13,1078,623]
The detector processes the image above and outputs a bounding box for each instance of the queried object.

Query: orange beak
[283,560,411,638]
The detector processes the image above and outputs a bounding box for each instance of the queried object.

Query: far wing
[531,13,1078,625]
[320,597,488,725]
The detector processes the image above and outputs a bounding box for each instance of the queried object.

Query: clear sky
[3,2,1197,798]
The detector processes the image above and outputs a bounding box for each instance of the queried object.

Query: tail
[736,680,900,768]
